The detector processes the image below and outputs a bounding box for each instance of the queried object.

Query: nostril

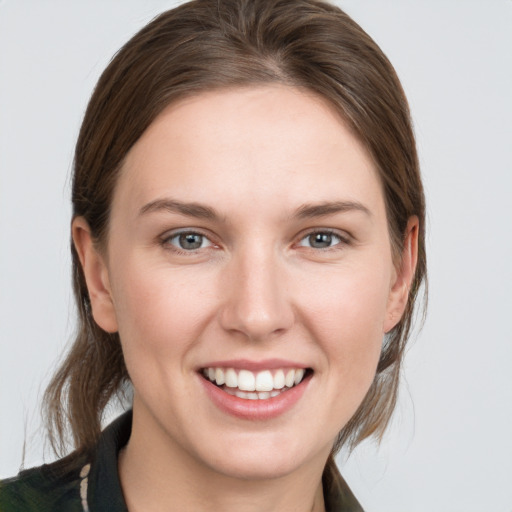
[217,270,295,341]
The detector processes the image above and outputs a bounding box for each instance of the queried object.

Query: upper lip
[198,358,309,372]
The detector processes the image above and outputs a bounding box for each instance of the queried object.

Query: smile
[201,367,309,400]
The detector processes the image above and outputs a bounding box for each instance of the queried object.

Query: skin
[73,85,418,512]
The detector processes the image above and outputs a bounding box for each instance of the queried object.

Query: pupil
[310,233,331,248]
[179,233,202,250]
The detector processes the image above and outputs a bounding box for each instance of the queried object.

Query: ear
[72,217,118,333]
[383,216,419,333]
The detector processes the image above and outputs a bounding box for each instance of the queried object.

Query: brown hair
[44,0,427,459]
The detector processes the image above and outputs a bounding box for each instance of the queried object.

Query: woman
[0,0,426,510]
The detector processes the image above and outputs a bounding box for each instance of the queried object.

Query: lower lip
[199,374,311,420]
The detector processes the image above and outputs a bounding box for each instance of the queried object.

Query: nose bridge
[219,240,293,341]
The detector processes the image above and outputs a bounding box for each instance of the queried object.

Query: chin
[208,452,304,481]
[196,432,326,481]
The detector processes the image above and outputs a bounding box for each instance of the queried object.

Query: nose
[218,245,294,342]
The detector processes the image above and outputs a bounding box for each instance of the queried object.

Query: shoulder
[0,411,132,512]
[323,458,365,512]
[0,452,89,512]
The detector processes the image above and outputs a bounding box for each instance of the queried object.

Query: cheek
[110,259,216,367]
[109,263,220,415]
[297,263,390,378]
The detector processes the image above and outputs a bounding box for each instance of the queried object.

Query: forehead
[115,85,384,219]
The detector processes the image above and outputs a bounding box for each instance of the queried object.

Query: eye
[165,231,213,251]
[298,231,344,249]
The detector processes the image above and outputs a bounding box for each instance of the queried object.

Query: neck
[118,406,328,512]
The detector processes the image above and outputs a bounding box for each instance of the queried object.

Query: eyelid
[295,228,351,249]
[160,228,218,253]
[158,226,352,254]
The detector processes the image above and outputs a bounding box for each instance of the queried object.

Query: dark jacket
[0,411,363,511]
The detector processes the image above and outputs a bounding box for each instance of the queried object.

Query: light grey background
[1,1,511,510]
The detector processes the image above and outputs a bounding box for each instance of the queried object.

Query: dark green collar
[86,410,131,512]
[0,410,363,511]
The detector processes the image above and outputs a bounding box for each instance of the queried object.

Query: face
[76,85,414,480]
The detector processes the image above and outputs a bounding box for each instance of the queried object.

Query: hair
[44,0,427,464]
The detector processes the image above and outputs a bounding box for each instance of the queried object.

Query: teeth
[294,368,305,385]
[285,369,295,387]
[223,388,285,400]
[255,370,273,391]
[225,368,237,388]
[215,368,225,385]
[238,370,256,391]
[273,369,285,389]
[203,366,308,398]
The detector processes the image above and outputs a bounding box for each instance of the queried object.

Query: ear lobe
[383,216,419,333]
[72,217,118,333]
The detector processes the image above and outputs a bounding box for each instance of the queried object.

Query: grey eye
[179,233,204,250]
[299,232,341,249]
[167,232,212,251]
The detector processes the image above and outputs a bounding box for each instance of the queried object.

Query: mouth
[200,366,313,401]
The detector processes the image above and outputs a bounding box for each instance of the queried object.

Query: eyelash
[160,228,350,255]
[297,229,349,251]
[161,230,216,255]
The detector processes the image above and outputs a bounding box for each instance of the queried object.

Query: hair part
[44,0,427,458]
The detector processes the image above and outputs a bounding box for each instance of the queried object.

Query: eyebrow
[138,198,371,221]
[139,198,219,220]
[294,200,371,219]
